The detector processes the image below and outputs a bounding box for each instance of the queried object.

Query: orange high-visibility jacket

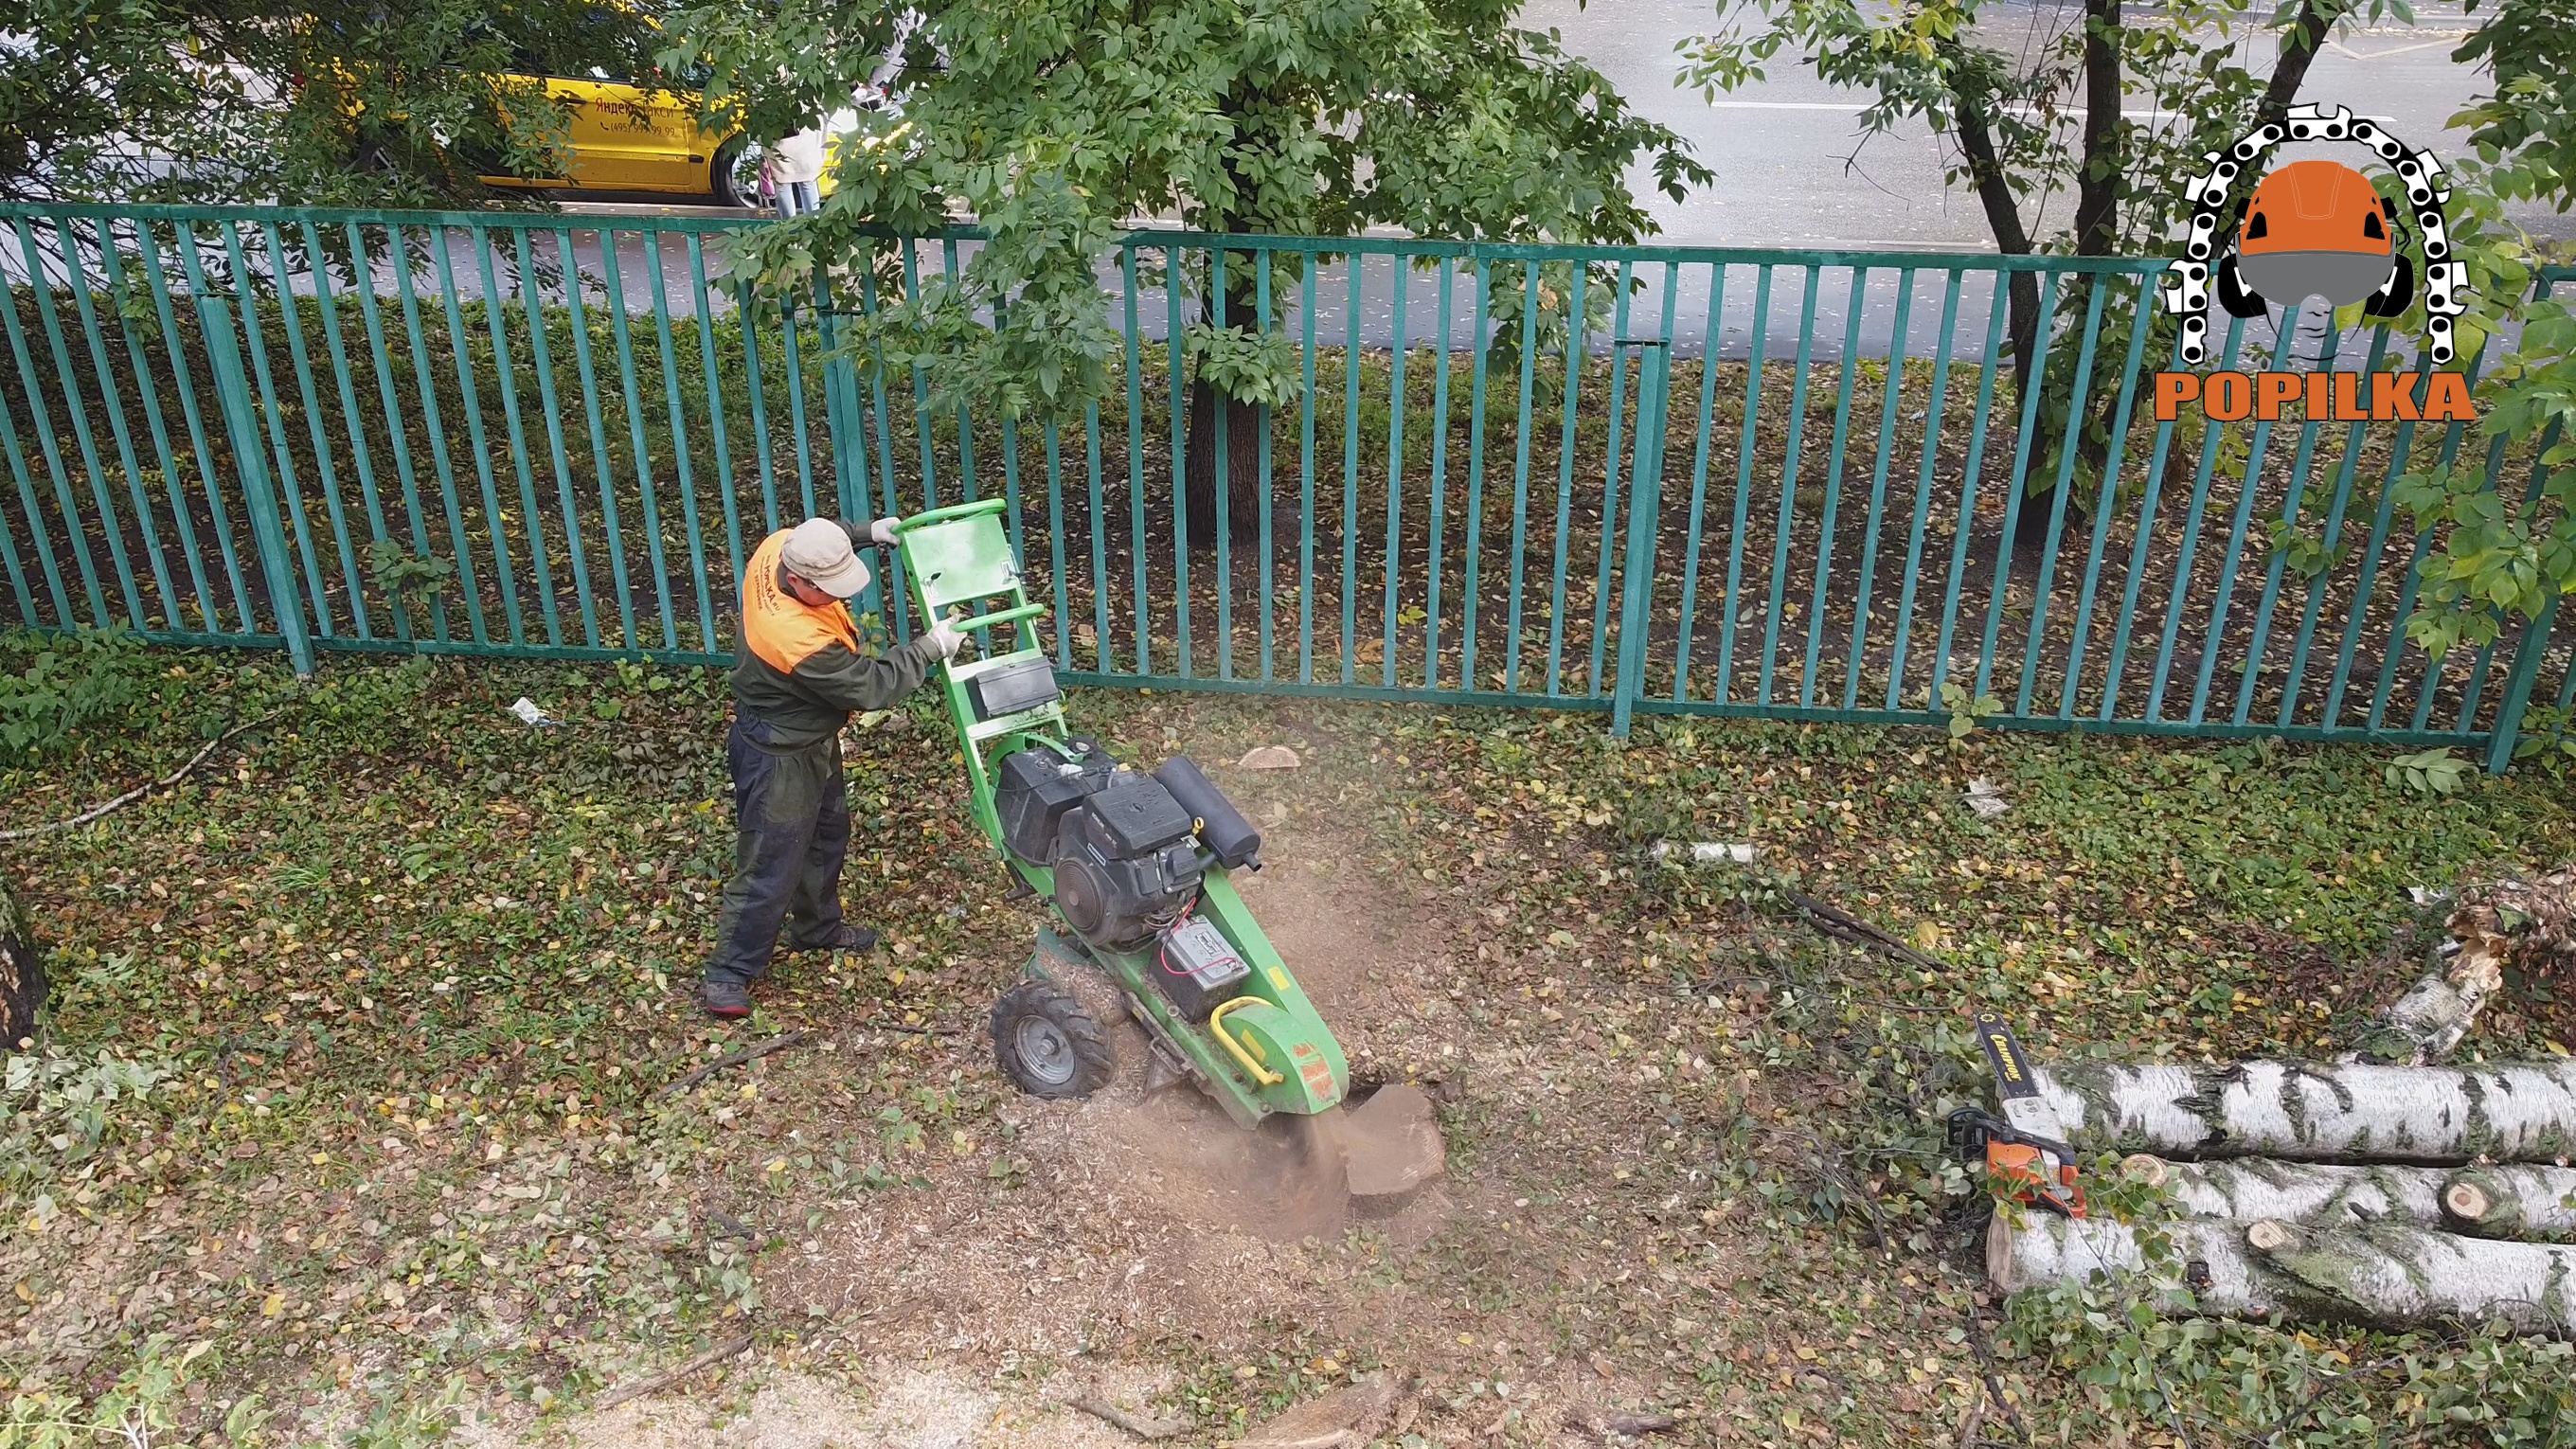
[729,525,940,748]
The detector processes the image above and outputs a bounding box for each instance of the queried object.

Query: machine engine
[1050,774,1205,948]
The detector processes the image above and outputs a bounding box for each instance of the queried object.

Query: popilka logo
[2154,103,2475,423]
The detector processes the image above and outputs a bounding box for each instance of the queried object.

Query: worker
[704,517,964,1018]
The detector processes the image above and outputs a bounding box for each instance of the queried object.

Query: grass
[3,637,2574,1443]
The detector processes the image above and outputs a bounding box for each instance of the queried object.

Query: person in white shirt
[762,128,826,218]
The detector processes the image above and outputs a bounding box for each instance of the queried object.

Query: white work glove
[924,614,968,659]
[868,516,903,546]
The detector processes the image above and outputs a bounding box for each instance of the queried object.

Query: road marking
[1700,100,2187,120]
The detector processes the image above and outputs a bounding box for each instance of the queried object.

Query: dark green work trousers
[709,715,850,986]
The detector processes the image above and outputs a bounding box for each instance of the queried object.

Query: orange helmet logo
[2158,103,2468,366]
[2235,159,2401,309]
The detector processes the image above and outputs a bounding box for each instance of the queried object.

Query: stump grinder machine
[885,499,1355,1174]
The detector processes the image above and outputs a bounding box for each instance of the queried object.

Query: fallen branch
[593,1333,755,1409]
[660,1030,815,1098]
[1062,1395,1189,1440]
[1783,889,1947,973]
[1565,1404,1680,1440]
[0,714,276,843]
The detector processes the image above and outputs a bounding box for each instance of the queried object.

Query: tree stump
[0,870,49,1047]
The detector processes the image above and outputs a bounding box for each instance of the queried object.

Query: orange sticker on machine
[1291,1043,1340,1105]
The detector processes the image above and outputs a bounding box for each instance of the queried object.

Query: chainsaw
[1947,1010,2085,1218]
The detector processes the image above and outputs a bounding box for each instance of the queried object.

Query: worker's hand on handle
[868,517,903,546]
[924,612,968,659]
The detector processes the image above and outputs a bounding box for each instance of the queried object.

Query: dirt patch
[761,830,1474,1362]
[485,1360,1181,1448]
[1229,842,1466,1077]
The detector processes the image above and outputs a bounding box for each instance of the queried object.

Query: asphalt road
[8,9,2549,366]
[1526,0,2570,247]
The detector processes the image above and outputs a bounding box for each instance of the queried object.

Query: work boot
[804,922,880,954]
[700,977,755,1019]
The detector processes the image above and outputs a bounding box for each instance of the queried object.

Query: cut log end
[2444,1178,2494,1224]
[2245,1218,2299,1252]
[2120,1154,2170,1188]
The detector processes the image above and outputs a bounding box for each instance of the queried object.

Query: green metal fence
[3,203,2568,764]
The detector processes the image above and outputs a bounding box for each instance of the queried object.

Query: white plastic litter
[508,697,561,727]
[1650,840,1760,865]
[1964,778,2011,818]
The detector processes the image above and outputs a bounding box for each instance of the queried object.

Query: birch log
[2442,1165,2576,1242]
[2033,1059,2576,1164]
[2253,1220,2576,1334]
[2125,1155,2450,1227]
[2350,964,2502,1066]
[1987,1214,2282,1316]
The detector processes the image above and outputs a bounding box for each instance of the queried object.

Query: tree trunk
[2125,1155,2450,1227]
[2034,1058,2576,1164]
[2442,1166,2576,1242]
[1183,380,1267,546]
[1988,1213,2281,1315]
[2257,1219,2576,1334]
[2072,0,2121,259]
[1996,1214,2576,1333]
[0,870,48,1048]
[2255,1,2347,134]
[1945,72,2041,404]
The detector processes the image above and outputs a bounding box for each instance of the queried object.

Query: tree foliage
[662,0,1711,421]
[0,0,666,206]
[2387,0,2576,665]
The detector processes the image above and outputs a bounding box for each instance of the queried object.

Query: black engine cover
[1050,775,1207,947]
[992,740,1118,865]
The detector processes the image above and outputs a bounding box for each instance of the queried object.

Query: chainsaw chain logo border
[2157,103,2470,366]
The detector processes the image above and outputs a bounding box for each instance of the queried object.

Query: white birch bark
[2253,1220,2576,1334]
[2128,1156,2450,1227]
[2033,1059,2576,1164]
[1987,1214,2281,1317]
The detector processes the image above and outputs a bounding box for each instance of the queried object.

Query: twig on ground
[593,1333,756,1409]
[1062,1394,1189,1440]
[2245,1353,2411,1447]
[1783,888,1949,974]
[1565,1403,1680,1440]
[661,1030,815,1098]
[1960,1299,2031,1445]
[0,714,278,843]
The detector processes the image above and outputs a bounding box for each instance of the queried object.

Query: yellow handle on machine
[1208,997,1283,1086]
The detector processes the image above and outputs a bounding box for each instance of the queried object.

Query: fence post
[196,292,315,678]
[1610,340,1672,739]
[2486,595,2561,775]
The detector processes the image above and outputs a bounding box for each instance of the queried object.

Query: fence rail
[3,203,2568,765]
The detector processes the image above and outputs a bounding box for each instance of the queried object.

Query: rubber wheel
[710,138,760,210]
[989,978,1114,1100]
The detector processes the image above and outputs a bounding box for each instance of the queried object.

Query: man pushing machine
[704,517,965,1019]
